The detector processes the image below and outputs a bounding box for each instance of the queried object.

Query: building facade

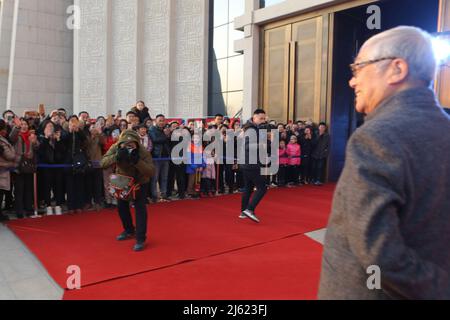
[0,0,73,116]
[73,0,210,118]
[0,0,448,180]
[234,0,449,179]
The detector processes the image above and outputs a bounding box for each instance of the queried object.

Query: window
[260,0,286,8]
[208,0,244,118]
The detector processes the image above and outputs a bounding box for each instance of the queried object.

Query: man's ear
[387,58,409,84]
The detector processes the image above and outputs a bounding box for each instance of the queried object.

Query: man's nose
[349,76,356,89]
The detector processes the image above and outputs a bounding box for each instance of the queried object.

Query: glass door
[291,17,323,122]
[262,16,327,124]
[262,25,291,123]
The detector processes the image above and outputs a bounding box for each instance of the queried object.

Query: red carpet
[64,235,323,300]
[7,184,334,298]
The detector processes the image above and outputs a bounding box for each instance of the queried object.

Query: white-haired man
[319,26,450,299]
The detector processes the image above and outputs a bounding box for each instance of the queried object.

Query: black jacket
[131,107,151,124]
[240,120,268,171]
[149,126,170,159]
[312,133,330,160]
[38,136,67,164]
[300,136,314,158]
[62,130,88,164]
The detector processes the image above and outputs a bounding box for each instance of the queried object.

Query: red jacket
[279,148,289,166]
[103,136,118,155]
[286,143,301,166]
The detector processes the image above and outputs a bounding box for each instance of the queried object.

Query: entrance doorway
[329,0,440,181]
[261,16,328,124]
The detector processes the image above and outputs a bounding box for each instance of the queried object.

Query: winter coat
[286,143,301,166]
[186,143,205,174]
[9,127,40,165]
[131,106,151,124]
[278,148,289,166]
[312,133,330,160]
[101,130,155,185]
[38,136,67,164]
[149,125,170,159]
[62,130,88,165]
[240,120,267,171]
[319,87,450,300]
[300,136,313,159]
[0,136,16,191]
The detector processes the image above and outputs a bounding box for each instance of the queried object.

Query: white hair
[361,26,436,85]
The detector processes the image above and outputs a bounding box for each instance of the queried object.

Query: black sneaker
[133,242,145,252]
[116,231,136,241]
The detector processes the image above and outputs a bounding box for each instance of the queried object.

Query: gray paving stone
[9,276,63,300]
[0,224,63,300]
[0,281,17,300]
[305,228,327,245]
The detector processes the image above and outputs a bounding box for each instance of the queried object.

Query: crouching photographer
[101,130,155,252]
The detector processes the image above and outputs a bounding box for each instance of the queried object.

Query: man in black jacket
[239,109,269,223]
[311,122,330,185]
[149,114,171,202]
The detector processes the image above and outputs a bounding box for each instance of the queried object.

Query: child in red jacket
[277,140,288,186]
[286,135,301,186]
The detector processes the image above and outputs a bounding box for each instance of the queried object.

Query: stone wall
[74,0,209,118]
[0,0,73,116]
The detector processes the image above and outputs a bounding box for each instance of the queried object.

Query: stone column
[172,0,209,118]
[74,0,110,117]
[110,0,138,113]
[0,0,14,110]
[235,0,260,121]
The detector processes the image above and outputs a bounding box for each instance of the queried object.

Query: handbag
[18,138,36,174]
[108,173,141,201]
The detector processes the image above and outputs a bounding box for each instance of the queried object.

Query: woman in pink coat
[286,135,301,185]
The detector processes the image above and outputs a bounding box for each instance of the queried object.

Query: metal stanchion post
[31,172,40,219]
[216,162,220,196]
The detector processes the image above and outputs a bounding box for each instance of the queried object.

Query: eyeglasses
[349,57,397,77]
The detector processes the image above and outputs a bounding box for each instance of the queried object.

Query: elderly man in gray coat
[318,26,450,300]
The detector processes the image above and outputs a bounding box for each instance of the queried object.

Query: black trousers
[200,178,215,193]
[41,168,65,206]
[300,156,312,183]
[167,163,186,197]
[14,173,34,216]
[288,165,300,184]
[312,158,326,183]
[85,168,103,205]
[277,165,287,186]
[241,168,268,213]
[0,189,8,214]
[117,184,149,243]
[217,164,225,193]
[224,164,235,191]
[66,171,85,210]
